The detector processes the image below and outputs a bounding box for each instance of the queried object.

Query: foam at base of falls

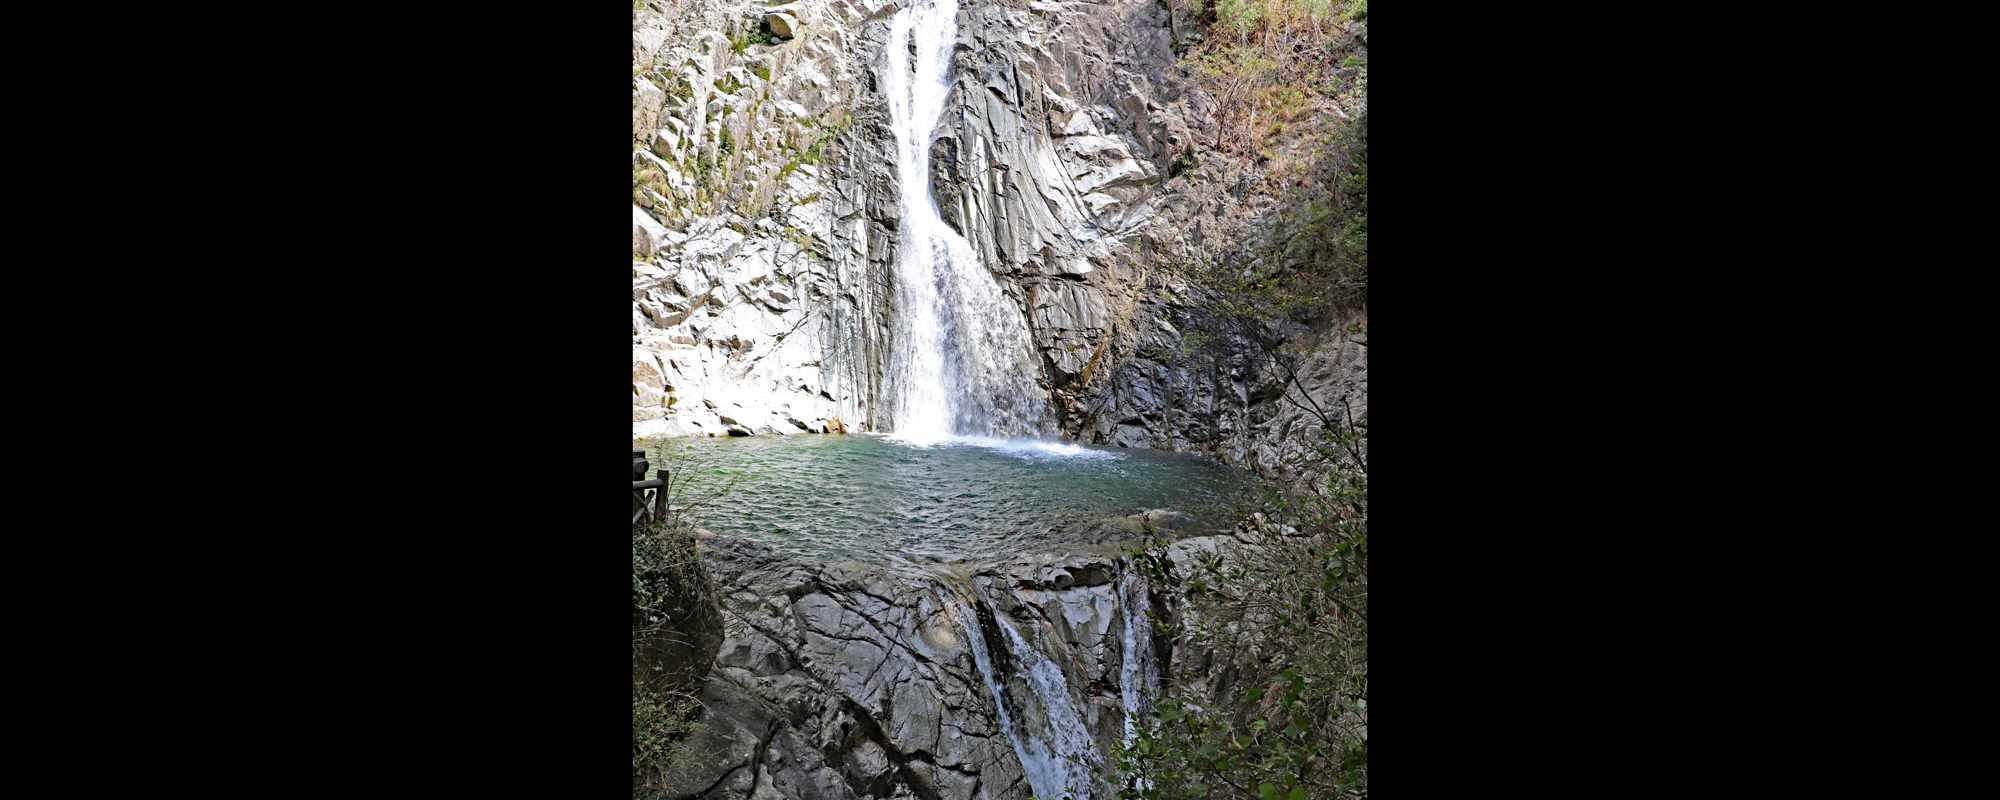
[878,432,1124,461]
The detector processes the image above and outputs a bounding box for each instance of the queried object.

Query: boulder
[632,205,667,257]
[764,13,799,40]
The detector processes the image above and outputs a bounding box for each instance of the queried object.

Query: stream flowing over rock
[634,0,1366,482]
[664,533,1206,800]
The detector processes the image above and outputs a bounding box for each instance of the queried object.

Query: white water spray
[1118,571,1158,751]
[882,0,1046,445]
[957,596,1102,800]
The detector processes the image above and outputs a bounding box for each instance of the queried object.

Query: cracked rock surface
[657,532,1212,800]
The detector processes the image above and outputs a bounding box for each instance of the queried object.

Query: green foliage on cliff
[1183,107,1365,348]
[634,161,665,206]
[1121,4,1369,795]
[633,518,724,795]
[1217,0,1266,40]
[779,120,841,179]
[1174,0,1368,328]
[1174,0,1365,158]
[730,26,776,54]
[633,680,703,793]
[1120,409,1368,799]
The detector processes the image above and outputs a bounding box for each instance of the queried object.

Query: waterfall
[882,0,1046,444]
[956,596,1102,800]
[957,602,1046,797]
[1118,572,1158,751]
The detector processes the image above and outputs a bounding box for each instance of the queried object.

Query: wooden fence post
[634,450,651,523]
[654,467,670,520]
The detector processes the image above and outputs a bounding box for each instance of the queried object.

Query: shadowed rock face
[634,0,1365,482]
[657,533,1196,800]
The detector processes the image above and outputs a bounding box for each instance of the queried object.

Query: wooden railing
[633,448,669,525]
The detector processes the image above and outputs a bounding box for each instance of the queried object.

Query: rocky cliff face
[632,0,1364,466]
[660,529,1227,800]
[916,0,1366,482]
[633,0,901,437]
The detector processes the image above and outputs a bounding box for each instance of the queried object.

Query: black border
[225,1,1744,793]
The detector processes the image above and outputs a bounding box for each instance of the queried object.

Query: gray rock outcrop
[659,535,1194,800]
[634,0,902,438]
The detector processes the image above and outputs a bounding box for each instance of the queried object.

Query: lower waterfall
[957,594,1104,800]
[1118,572,1158,751]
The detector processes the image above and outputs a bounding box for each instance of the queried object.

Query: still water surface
[635,433,1253,564]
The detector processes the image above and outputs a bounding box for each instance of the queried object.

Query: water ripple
[636,434,1251,563]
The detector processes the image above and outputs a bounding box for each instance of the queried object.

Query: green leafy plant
[1118,397,1367,799]
[730,26,777,54]
[1115,48,1367,792]
[1216,0,1264,40]
[632,516,724,795]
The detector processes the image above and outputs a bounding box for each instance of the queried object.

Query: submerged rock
[1134,508,1195,531]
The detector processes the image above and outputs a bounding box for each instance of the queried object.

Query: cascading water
[1118,572,1159,752]
[996,611,1102,798]
[956,594,1103,800]
[957,602,1047,796]
[882,0,1047,444]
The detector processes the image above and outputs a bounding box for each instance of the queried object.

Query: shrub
[632,517,724,795]
[1216,0,1264,41]
[730,26,777,54]
[1121,107,1369,800]
[633,681,703,792]
[1119,399,1367,800]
